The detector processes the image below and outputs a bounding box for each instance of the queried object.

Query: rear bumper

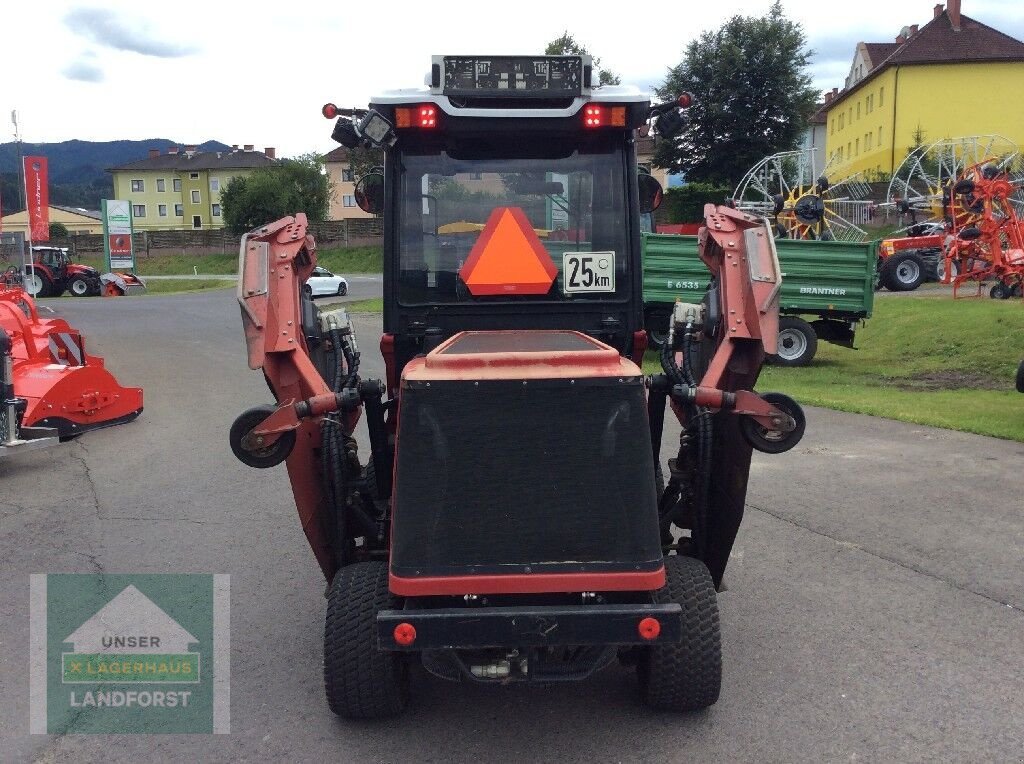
[377,603,682,651]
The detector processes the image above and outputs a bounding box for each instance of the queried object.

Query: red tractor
[230,55,804,718]
[23,245,102,298]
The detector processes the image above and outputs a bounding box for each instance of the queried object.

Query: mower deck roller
[0,286,143,437]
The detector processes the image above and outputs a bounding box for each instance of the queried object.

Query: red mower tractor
[230,55,805,718]
[13,245,147,298]
[21,246,101,298]
[0,282,143,444]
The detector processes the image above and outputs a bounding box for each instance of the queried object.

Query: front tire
[69,277,91,296]
[324,561,410,719]
[881,253,924,291]
[337,282,348,296]
[768,316,817,367]
[638,555,721,712]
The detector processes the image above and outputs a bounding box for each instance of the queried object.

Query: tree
[545,32,621,86]
[48,222,69,239]
[221,153,332,234]
[653,2,818,186]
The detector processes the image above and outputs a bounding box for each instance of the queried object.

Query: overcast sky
[5,0,1023,157]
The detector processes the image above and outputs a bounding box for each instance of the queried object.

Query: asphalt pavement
[2,286,1022,762]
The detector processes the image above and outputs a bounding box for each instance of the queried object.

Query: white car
[304,266,349,298]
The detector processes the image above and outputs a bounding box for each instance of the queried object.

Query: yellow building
[325,146,378,221]
[0,204,103,235]
[108,145,277,231]
[824,1,1024,180]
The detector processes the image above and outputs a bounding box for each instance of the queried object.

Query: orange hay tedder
[0,283,143,457]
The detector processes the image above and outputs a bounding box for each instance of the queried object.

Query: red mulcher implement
[230,55,805,718]
[0,283,143,455]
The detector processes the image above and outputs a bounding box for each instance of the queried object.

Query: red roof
[884,11,1024,66]
[863,43,899,69]
[830,10,1024,108]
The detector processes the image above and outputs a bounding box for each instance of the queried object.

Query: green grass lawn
[343,298,384,313]
[646,296,1024,441]
[142,279,236,294]
[76,245,382,276]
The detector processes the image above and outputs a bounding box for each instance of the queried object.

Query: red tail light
[395,105,438,129]
[417,105,437,128]
[583,105,605,128]
[638,617,661,641]
[322,103,339,119]
[583,104,626,129]
[393,623,417,646]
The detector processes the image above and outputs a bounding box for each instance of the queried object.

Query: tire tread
[639,555,721,712]
[324,561,409,719]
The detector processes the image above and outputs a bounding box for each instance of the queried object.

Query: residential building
[824,1,1024,179]
[325,146,379,220]
[799,104,828,172]
[108,145,277,230]
[636,130,671,190]
[0,204,103,236]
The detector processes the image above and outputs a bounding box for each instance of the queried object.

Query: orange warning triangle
[459,207,558,295]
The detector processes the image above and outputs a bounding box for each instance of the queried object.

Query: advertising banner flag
[23,156,49,241]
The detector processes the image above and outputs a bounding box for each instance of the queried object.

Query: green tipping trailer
[643,233,878,366]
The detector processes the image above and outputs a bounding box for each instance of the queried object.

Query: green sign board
[31,573,229,734]
[102,199,135,272]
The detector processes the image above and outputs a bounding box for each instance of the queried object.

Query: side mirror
[354,173,385,215]
[638,173,664,214]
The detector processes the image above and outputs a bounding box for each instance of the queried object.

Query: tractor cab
[336,55,663,381]
[32,246,71,272]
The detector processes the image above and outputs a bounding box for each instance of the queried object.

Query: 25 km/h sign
[563,252,615,293]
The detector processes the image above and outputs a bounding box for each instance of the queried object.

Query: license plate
[563,252,615,293]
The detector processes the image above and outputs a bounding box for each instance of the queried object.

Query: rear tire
[881,253,924,291]
[324,561,409,719]
[768,316,817,367]
[25,271,51,298]
[638,555,721,712]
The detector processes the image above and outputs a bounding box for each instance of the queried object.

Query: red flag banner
[23,156,49,241]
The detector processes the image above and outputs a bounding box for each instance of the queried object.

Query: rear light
[638,616,661,641]
[583,105,626,128]
[393,622,417,646]
[322,103,339,119]
[417,105,437,128]
[394,105,438,129]
[677,93,693,108]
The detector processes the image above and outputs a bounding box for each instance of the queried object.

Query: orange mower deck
[0,286,143,437]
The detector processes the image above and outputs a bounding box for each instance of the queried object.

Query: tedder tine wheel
[324,561,410,719]
[638,555,721,712]
[228,405,296,469]
[739,392,806,454]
